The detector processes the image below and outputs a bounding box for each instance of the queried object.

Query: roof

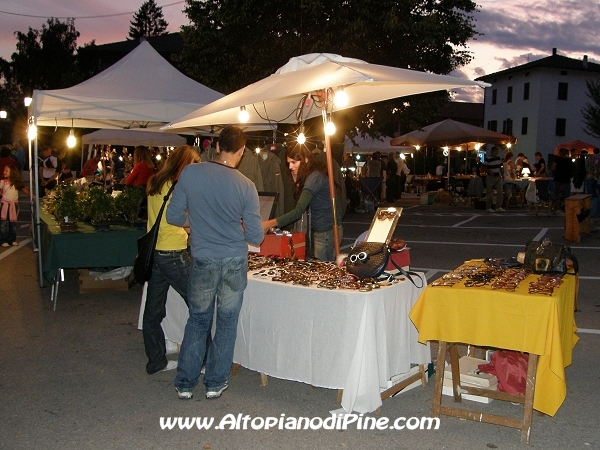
[476,52,600,81]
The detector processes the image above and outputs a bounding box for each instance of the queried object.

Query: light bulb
[238,106,249,122]
[415,145,420,151]
[506,143,512,149]
[156,154,162,161]
[334,89,348,107]
[324,120,336,136]
[24,97,32,107]
[0,111,7,119]
[475,143,481,150]
[66,129,76,148]
[400,153,406,160]
[255,147,261,154]
[297,133,306,145]
[28,124,37,141]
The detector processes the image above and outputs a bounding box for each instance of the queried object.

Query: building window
[488,120,498,132]
[502,118,513,136]
[507,86,513,103]
[524,82,530,100]
[555,118,566,136]
[558,82,568,100]
[491,89,497,105]
[521,117,528,135]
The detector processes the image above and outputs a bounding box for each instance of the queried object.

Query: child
[0,165,30,247]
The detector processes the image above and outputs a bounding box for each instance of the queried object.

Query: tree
[0,18,82,143]
[129,0,169,40]
[177,0,479,137]
[582,79,600,139]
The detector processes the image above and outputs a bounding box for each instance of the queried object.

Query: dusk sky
[0,0,598,103]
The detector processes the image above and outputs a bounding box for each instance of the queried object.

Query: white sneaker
[12,242,19,246]
[1,243,9,247]
[206,383,228,399]
[486,208,494,213]
[161,360,178,372]
[176,387,193,400]
[496,207,505,212]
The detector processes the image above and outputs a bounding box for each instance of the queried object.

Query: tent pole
[33,124,44,287]
[27,129,36,252]
[320,104,340,259]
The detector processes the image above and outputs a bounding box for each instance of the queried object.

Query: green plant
[82,186,115,223]
[47,184,80,223]
[113,186,146,223]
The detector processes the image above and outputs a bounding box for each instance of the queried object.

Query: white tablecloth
[139,275,430,414]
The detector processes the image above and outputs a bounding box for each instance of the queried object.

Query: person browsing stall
[484,146,504,212]
[125,146,155,187]
[142,145,199,376]
[167,126,263,401]
[262,146,343,262]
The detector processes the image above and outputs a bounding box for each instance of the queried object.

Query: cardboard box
[442,356,498,404]
[444,356,497,387]
[251,232,306,260]
[78,269,136,294]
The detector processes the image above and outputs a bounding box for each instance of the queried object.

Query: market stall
[139,274,430,414]
[409,260,578,443]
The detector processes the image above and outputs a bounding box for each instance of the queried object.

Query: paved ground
[1,195,599,449]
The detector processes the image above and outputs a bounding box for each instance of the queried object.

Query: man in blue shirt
[167,125,264,400]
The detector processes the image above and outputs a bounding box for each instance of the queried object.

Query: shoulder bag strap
[388,249,424,288]
[152,181,177,235]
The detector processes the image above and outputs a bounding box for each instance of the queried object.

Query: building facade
[476,49,600,159]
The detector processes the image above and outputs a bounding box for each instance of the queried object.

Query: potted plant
[83,186,115,231]
[47,184,80,232]
[113,186,146,228]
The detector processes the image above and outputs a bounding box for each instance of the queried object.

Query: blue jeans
[143,249,191,374]
[0,219,16,245]
[175,255,247,392]
[312,225,343,262]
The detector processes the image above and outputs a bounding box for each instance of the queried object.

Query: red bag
[478,350,529,395]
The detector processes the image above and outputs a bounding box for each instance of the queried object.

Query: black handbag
[523,238,578,275]
[133,182,176,284]
[346,242,389,278]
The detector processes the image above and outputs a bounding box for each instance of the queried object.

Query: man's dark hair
[218,125,247,153]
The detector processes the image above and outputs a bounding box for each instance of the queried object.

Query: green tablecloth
[40,210,146,283]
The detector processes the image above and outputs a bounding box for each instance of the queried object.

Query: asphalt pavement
[1,195,599,449]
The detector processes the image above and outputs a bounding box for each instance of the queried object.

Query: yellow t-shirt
[147,181,188,251]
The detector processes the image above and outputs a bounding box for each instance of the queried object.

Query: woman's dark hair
[286,146,328,200]
[133,146,154,167]
[218,125,247,153]
[147,145,199,196]
[502,152,513,162]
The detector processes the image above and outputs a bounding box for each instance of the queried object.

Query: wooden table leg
[432,341,447,417]
[521,353,538,444]
[231,363,240,376]
[449,344,462,402]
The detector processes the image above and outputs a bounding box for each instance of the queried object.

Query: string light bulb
[506,142,512,149]
[66,129,76,148]
[238,106,249,122]
[28,123,37,141]
[297,125,306,144]
[324,119,336,136]
[334,88,348,107]
[415,145,420,151]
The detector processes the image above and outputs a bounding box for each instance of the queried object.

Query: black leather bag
[346,242,389,278]
[523,238,578,275]
[133,183,176,284]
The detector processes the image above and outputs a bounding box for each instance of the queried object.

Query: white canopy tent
[81,129,186,147]
[344,134,415,155]
[28,41,224,287]
[30,41,223,130]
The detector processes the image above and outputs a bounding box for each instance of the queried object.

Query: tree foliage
[582,79,600,139]
[177,0,478,136]
[128,0,169,40]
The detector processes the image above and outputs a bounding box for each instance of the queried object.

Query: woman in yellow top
[142,145,199,375]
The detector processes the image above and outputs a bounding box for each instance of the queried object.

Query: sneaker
[496,207,505,212]
[176,387,193,400]
[161,360,178,372]
[11,242,18,246]
[486,208,494,213]
[206,383,228,399]
[1,243,9,247]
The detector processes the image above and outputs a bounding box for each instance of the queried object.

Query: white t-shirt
[41,156,58,179]
[1,179,18,201]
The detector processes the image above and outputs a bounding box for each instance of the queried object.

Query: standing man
[484,146,504,212]
[167,125,264,400]
[386,152,398,203]
[39,146,58,194]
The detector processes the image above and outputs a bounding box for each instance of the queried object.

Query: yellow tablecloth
[409,263,578,416]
